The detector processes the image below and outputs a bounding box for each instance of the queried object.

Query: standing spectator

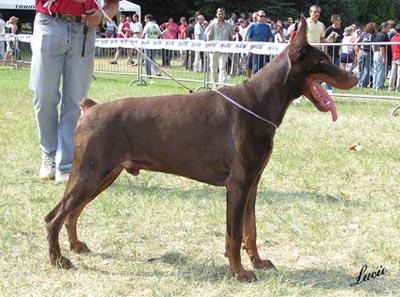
[341,26,357,72]
[246,10,273,75]
[130,14,142,39]
[325,15,343,66]
[30,0,119,182]
[161,24,174,66]
[4,16,19,61]
[105,19,116,38]
[125,16,134,65]
[274,24,285,43]
[306,5,325,44]
[324,14,343,92]
[129,14,143,66]
[238,19,248,40]
[142,14,161,76]
[389,24,400,91]
[206,7,234,87]
[110,14,130,64]
[193,15,206,72]
[372,22,390,89]
[0,13,5,59]
[184,17,195,70]
[229,25,243,76]
[160,18,179,39]
[357,22,376,88]
[178,17,187,40]
[245,11,259,78]
[178,17,187,66]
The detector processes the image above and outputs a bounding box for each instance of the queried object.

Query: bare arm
[380,46,387,65]
[83,0,119,28]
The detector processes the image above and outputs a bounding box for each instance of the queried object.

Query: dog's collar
[214,89,278,129]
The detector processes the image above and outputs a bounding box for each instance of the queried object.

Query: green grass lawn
[0,66,399,297]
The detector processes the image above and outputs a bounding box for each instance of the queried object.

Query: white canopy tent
[118,0,141,19]
[0,0,35,10]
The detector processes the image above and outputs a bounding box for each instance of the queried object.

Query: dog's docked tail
[80,98,98,114]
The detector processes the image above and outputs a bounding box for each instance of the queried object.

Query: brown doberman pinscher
[45,17,357,281]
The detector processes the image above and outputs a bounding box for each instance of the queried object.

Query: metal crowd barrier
[1,33,400,102]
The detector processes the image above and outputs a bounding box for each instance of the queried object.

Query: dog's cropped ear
[289,16,308,61]
[80,98,97,115]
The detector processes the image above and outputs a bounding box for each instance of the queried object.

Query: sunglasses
[259,15,266,17]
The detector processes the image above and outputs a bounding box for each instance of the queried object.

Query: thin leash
[93,0,278,129]
[214,89,278,129]
[93,0,193,93]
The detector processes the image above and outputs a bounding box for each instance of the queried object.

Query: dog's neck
[245,49,294,128]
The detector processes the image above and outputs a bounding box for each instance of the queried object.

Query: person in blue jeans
[142,14,162,76]
[357,22,376,88]
[30,0,119,183]
[245,10,273,75]
[372,22,390,89]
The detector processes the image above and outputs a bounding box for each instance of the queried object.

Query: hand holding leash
[81,9,103,27]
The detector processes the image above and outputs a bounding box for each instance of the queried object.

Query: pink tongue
[311,82,337,122]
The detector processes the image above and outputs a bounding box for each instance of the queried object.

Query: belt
[53,13,84,24]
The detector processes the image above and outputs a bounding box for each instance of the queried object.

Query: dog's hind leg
[242,181,275,270]
[45,164,122,269]
[225,178,257,282]
[65,166,123,254]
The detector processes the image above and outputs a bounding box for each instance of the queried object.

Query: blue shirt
[194,23,206,40]
[246,23,273,42]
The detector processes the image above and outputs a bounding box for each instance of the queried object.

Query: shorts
[341,52,354,64]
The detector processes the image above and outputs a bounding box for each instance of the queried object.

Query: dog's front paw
[233,269,257,282]
[70,240,91,254]
[252,258,276,270]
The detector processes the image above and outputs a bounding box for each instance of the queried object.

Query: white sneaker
[39,155,55,180]
[55,171,70,183]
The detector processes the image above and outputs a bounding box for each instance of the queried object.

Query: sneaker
[39,155,55,180]
[55,171,70,183]
[109,60,117,65]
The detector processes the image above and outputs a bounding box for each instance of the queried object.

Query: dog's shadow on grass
[114,178,362,208]
[85,250,395,293]
[258,266,396,294]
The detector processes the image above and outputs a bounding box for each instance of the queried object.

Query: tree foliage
[131,0,397,25]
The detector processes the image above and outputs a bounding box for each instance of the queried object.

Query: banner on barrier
[5,34,400,56]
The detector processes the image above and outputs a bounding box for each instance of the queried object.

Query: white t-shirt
[142,22,161,39]
[238,26,247,40]
[130,21,143,38]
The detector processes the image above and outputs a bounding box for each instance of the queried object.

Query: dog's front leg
[242,183,275,270]
[225,180,256,282]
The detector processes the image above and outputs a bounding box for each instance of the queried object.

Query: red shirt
[178,24,186,39]
[162,30,174,40]
[35,0,98,16]
[391,33,400,61]
[160,22,179,38]
[117,21,130,38]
